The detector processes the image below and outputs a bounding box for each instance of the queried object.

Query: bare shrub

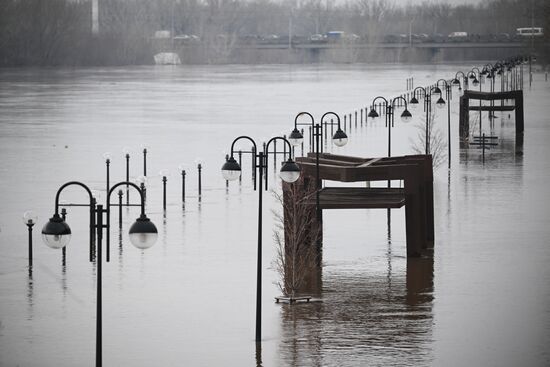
[272,179,320,298]
[409,109,447,169]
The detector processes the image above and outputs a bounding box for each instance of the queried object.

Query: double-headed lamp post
[287,111,348,221]
[221,135,300,343]
[368,96,412,157]
[452,71,468,92]
[435,79,451,167]
[409,86,443,155]
[41,180,157,367]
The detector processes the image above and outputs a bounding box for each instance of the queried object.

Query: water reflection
[117,230,124,290]
[386,210,393,294]
[278,257,434,366]
[255,342,263,367]
[26,269,34,321]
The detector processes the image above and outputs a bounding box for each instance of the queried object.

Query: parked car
[497,33,511,42]
[309,34,325,42]
[448,32,468,42]
[153,30,171,39]
[326,31,345,42]
[516,27,543,37]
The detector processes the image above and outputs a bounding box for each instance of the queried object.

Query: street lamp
[410,86,440,155]
[159,169,170,211]
[288,112,348,220]
[178,164,186,203]
[141,144,149,177]
[288,111,348,152]
[103,152,111,195]
[23,211,38,267]
[221,135,300,343]
[468,69,482,134]
[435,79,452,168]
[122,147,131,206]
[467,70,480,87]
[483,64,497,120]
[452,71,467,91]
[41,180,157,367]
[368,96,412,157]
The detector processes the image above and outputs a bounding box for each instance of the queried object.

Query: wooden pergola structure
[459,90,524,146]
[283,153,434,259]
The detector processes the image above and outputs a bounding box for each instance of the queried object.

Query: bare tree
[409,110,447,169]
[272,180,319,299]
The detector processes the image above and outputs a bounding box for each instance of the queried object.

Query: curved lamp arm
[391,95,408,109]
[54,181,94,215]
[265,136,293,160]
[294,111,315,129]
[429,85,442,96]
[412,86,426,98]
[369,96,389,110]
[320,111,343,129]
[109,181,145,216]
[230,136,258,158]
[436,79,449,88]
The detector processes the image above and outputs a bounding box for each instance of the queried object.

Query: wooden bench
[275,296,312,304]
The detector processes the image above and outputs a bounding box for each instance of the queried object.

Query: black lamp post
[451,71,467,92]
[41,180,157,367]
[159,169,169,211]
[483,64,497,120]
[197,161,202,197]
[103,152,111,195]
[409,86,440,155]
[368,96,412,157]
[178,165,186,203]
[288,111,348,221]
[23,211,38,267]
[221,135,300,343]
[123,147,131,206]
[467,69,482,134]
[435,79,451,167]
[142,145,148,177]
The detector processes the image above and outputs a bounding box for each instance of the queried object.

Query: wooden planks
[316,187,406,209]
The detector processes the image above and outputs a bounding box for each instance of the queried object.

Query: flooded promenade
[0,63,549,366]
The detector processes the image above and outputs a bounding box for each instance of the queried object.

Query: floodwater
[0,64,549,367]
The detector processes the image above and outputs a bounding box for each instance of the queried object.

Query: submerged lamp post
[467,69,482,134]
[288,111,348,220]
[41,181,157,367]
[221,135,300,343]
[103,152,111,195]
[178,164,186,203]
[451,71,467,92]
[160,169,170,211]
[23,211,38,267]
[142,145,148,177]
[482,64,497,119]
[368,96,412,157]
[435,79,452,167]
[409,86,441,155]
[122,147,131,206]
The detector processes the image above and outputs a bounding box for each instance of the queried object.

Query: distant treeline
[0,0,549,66]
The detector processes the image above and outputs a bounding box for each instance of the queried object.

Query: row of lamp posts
[220,111,349,343]
[40,181,157,367]
[24,57,530,365]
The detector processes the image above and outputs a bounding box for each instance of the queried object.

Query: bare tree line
[0,0,548,66]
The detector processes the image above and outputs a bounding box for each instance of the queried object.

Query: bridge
[233,41,525,50]
[160,40,534,63]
